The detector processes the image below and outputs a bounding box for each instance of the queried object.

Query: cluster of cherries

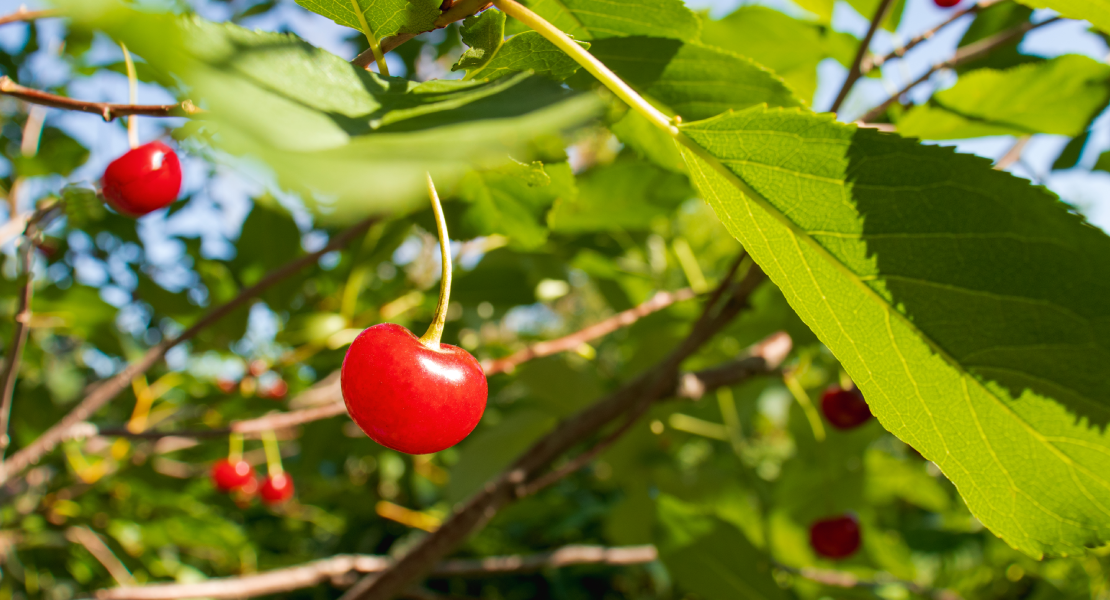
[807,385,873,559]
[210,458,294,506]
[216,360,288,400]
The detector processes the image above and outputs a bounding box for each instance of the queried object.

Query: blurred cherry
[210,459,254,492]
[101,141,182,216]
[260,378,288,400]
[821,386,872,429]
[248,359,268,378]
[260,473,294,505]
[934,0,960,7]
[216,378,238,394]
[810,514,861,559]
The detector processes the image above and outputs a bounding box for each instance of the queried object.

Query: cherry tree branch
[857,17,1061,122]
[66,526,136,587]
[0,77,199,121]
[482,287,697,374]
[92,545,657,600]
[0,238,34,453]
[829,0,897,113]
[994,135,1030,170]
[0,215,380,485]
[351,0,492,69]
[0,7,60,27]
[340,262,769,600]
[859,0,1002,74]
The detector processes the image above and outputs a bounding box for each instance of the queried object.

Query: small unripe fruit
[810,514,861,559]
[101,141,182,216]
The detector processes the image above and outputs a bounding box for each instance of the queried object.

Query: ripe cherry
[821,386,872,429]
[210,459,254,492]
[341,176,487,455]
[259,378,288,400]
[810,514,861,559]
[934,0,960,7]
[101,141,182,216]
[260,473,294,505]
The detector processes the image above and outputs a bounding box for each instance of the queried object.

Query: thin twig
[857,17,1061,123]
[0,7,60,27]
[340,263,767,600]
[66,526,135,587]
[482,288,697,375]
[994,135,1030,170]
[860,0,1002,74]
[351,0,492,69]
[0,77,200,122]
[776,563,964,600]
[0,238,33,453]
[0,216,380,485]
[92,545,657,600]
[829,0,896,114]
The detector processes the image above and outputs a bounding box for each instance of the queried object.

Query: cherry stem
[261,429,283,476]
[228,432,243,463]
[349,0,390,76]
[119,42,139,150]
[418,173,451,351]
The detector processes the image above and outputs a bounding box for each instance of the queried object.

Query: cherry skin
[341,323,487,455]
[810,514,862,559]
[821,386,872,429]
[210,459,255,492]
[934,0,960,7]
[260,473,295,505]
[101,141,182,216]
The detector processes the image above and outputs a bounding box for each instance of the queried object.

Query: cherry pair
[210,459,294,505]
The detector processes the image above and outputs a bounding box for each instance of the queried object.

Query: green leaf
[896,55,1110,140]
[547,155,692,232]
[957,2,1039,73]
[519,0,699,41]
[62,5,603,220]
[656,495,786,600]
[293,0,440,39]
[699,6,857,102]
[1015,0,1110,36]
[458,160,576,249]
[583,37,802,121]
[678,106,1110,557]
[1093,150,1110,173]
[468,32,588,81]
[13,127,89,177]
[454,9,506,72]
[1053,132,1091,171]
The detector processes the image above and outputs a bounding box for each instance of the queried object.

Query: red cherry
[216,378,238,394]
[341,323,487,455]
[260,473,295,505]
[260,378,288,400]
[210,459,254,492]
[101,141,182,216]
[821,387,872,429]
[933,0,960,7]
[248,359,268,378]
[810,514,861,559]
[232,476,260,508]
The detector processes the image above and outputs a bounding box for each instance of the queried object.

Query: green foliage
[897,55,1110,139]
[293,0,441,39]
[454,10,589,81]
[678,106,1110,557]
[517,0,700,40]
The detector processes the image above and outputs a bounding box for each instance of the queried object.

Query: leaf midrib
[677,122,1110,525]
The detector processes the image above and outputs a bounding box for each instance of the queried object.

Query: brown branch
[66,526,136,587]
[351,0,492,69]
[859,0,1002,74]
[91,545,657,600]
[482,287,697,375]
[829,0,896,114]
[994,135,1030,170]
[0,216,380,485]
[0,7,60,27]
[0,76,200,122]
[340,262,767,600]
[90,400,350,441]
[0,235,34,453]
[857,17,1061,123]
[777,564,964,600]
[0,204,62,455]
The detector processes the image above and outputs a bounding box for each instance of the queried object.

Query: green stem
[783,370,827,442]
[261,430,283,476]
[419,174,452,351]
[490,0,674,133]
[119,42,139,149]
[349,0,390,76]
[229,432,243,463]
